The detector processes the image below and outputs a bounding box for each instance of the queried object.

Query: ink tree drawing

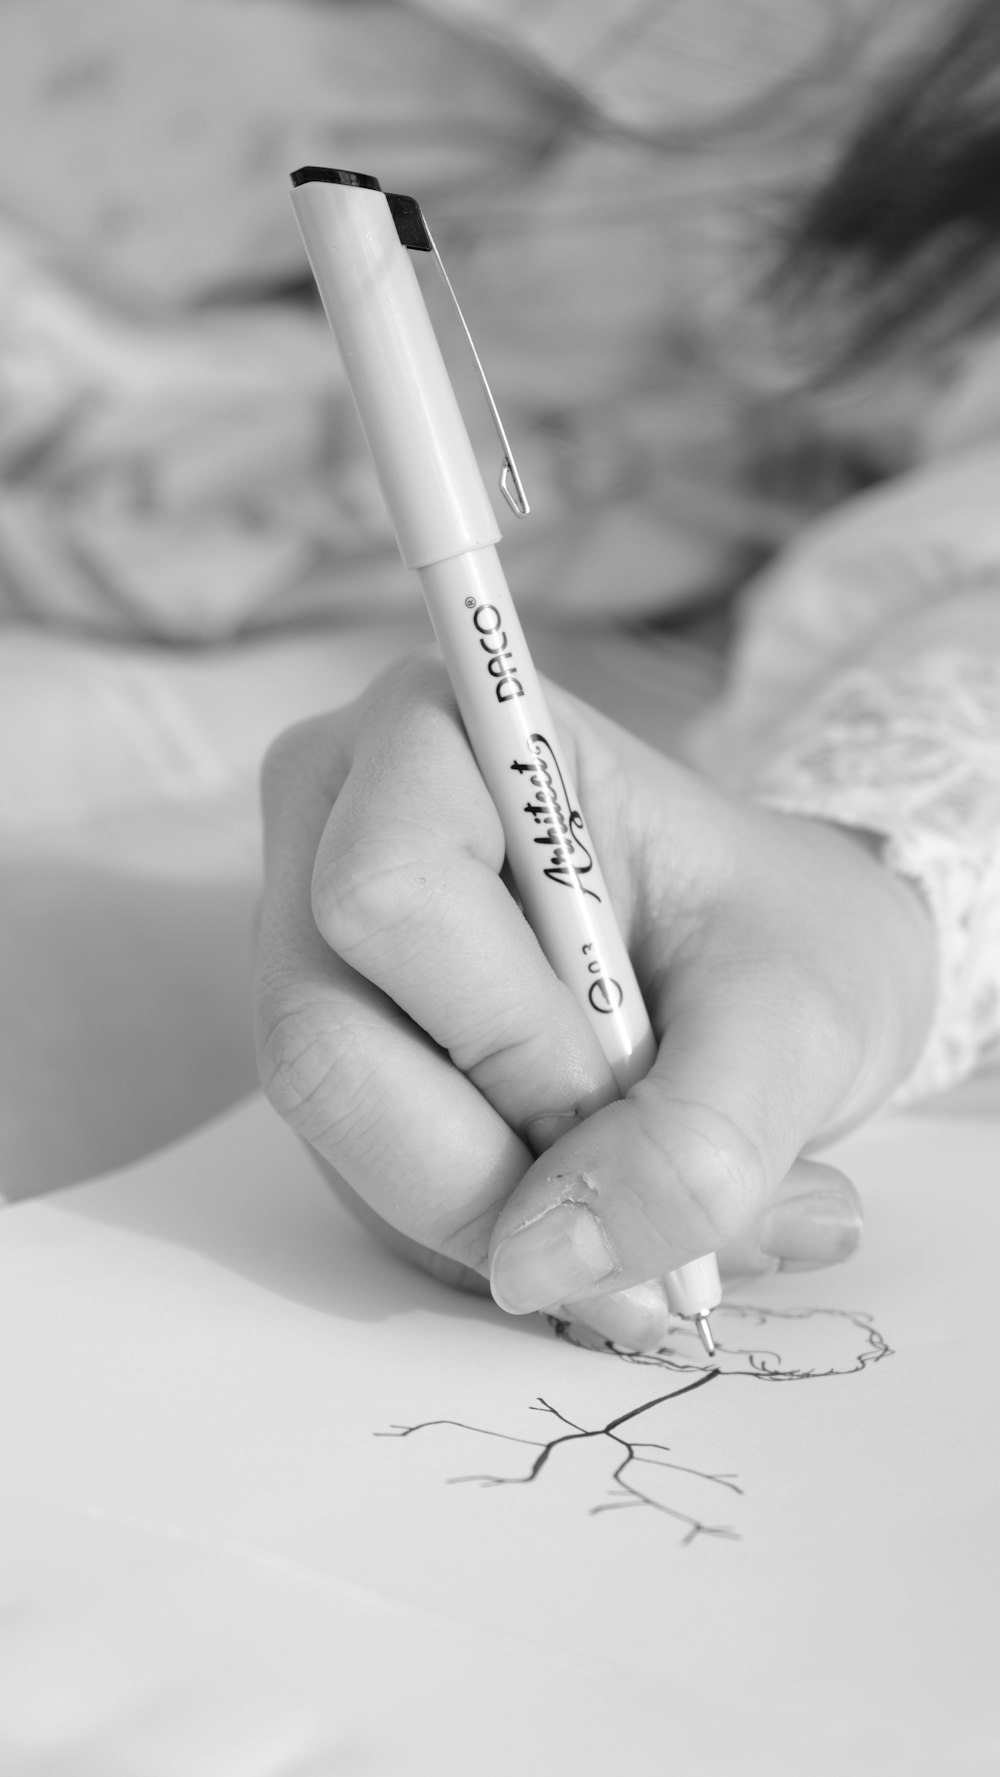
[379,1305,892,1544]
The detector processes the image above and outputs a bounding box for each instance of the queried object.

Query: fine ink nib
[693,1313,716,1358]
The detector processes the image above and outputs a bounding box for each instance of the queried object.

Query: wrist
[775,812,939,1127]
[746,647,1000,1104]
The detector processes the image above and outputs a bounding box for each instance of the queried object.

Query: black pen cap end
[290,166,382,191]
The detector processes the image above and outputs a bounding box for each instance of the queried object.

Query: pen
[289,165,720,1356]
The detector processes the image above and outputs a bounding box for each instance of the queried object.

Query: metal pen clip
[387,191,530,519]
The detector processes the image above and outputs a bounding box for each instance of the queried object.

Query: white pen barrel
[292,171,721,1323]
[421,548,656,1097]
[662,1256,722,1319]
[291,180,500,569]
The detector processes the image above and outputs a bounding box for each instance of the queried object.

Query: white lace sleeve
[748,649,1000,1104]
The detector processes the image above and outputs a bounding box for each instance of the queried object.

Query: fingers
[316,1144,680,1352]
[556,1157,862,1354]
[486,951,863,1316]
[308,656,618,1141]
[311,1145,678,1351]
[256,673,687,1350]
[256,703,528,1271]
[536,1154,862,1354]
[257,667,873,1353]
[307,1150,494,1296]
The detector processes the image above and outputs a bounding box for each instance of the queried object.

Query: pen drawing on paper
[379,1305,892,1544]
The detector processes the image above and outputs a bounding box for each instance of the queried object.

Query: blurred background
[4,0,989,1193]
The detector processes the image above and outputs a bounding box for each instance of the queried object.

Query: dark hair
[771,0,1000,379]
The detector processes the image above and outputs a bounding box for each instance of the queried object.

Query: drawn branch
[381,1370,739,1541]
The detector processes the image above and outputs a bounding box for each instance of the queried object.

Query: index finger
[309,655,620,1148]
[255,703,531,1270]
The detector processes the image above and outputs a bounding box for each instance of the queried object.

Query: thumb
[487,971,858,1314]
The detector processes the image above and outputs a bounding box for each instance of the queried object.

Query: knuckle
[256,1003,382,1151]
[312,836,438,961]
[351,647,452,745]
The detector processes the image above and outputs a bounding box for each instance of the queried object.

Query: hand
[255,652,937,1350]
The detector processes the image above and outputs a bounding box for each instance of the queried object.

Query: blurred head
[771,0,1000,379]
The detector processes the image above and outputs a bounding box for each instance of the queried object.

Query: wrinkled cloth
[1,0,998,1107]
[692,442,1000,1101]
[0,0,975,637]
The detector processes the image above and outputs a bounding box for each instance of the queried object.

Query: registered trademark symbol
[465,596,477,608]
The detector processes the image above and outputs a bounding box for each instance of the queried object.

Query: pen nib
[693,1312,716,1358]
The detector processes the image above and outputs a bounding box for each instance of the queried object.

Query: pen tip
[694,1312,716,1359]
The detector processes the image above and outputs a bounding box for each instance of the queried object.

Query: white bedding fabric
[3,0,1000,1186]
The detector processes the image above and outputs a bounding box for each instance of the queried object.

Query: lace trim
[749,649,1000,1103]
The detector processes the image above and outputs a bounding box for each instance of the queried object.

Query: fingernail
[562,1282,670,1353]
[525,1111,580,1155]
[757,1192,863,1270]
[491,1204,618,1315]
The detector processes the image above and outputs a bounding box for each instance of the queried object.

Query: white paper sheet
[1,1094,998,1776]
